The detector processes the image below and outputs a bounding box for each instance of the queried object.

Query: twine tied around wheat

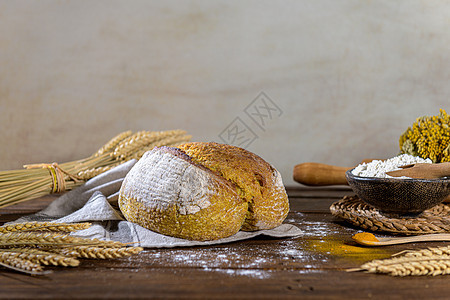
[24,163,83,194]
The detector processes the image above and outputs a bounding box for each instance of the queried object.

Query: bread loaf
[118,142,289,241]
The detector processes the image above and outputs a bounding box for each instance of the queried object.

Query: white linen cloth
[14,160,302,248]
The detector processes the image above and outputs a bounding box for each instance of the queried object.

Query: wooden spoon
[352,232,450,246]
[386,162,450,179]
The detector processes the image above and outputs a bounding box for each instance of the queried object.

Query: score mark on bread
[118,142,289,241]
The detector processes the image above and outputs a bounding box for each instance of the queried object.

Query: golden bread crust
[177,142,289,231]
[119,142,289,241]
[119,175,247,241]
[118,147,248,241]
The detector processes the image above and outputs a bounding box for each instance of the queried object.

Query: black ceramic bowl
[345,169,450,214]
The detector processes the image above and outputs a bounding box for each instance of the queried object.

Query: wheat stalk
[55,246,144,259]
[0,255,45,275]
[0,232,130,248]
[95,130,133,157]
[0,222,91,233]
[129,134,192,161]
[0,232,95,247]
[113,130,189,160]
[0,249,79,267]
[0,129,191,208]
[0,222,143,275]
[77,165,119,181]
[359,255,450,276]
[72,238,129,248]
[397,245,450,257]
[349,245,450,276]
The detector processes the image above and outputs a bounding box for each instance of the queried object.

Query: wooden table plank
[0,188,449,299]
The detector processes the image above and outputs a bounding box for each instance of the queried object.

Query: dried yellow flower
[399,109,450,162]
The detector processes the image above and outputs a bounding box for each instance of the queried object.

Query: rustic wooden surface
[0,187,449,299]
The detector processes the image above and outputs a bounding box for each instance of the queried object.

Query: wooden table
[0,187,449,299]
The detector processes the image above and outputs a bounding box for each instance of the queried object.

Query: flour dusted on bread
[118,143,289,241]
[177,142,289,231]
[120,149,212,215]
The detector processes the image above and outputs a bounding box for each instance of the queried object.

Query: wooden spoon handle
[352,232,450,246]
[429,162,450,177]
[293,163,350,186]
[387,162,450,179]
[383,233,450,245]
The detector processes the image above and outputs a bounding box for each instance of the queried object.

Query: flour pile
[352,154,432,178]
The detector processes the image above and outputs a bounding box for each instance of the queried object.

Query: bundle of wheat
[0,222,143,275]
[0,130,191,208]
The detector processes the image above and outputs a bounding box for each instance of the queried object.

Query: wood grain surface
[0,188,449,299]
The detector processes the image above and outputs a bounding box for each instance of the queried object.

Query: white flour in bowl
[351,154,432,178]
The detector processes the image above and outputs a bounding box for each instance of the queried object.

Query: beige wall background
[1,0,449,186]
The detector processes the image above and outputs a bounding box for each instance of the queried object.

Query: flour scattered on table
[352,154,432,178]
[139,239,326,279]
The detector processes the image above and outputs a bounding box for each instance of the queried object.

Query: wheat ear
[357,255,450,276]
[77,165,118,180]
[396,246,450,257]
[0,222,143,275]
[94,130,133,157]
[129,134,192,160]
[0,254,46,275]
[113,130,188,160]
[0,222,91,233]
[0,249,79,267]
[54,246,144,259]
[349,245,450,277]
[0,232,115,247]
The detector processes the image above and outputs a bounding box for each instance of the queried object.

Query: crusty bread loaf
[118,142,289,241]
[177,142,289,231]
